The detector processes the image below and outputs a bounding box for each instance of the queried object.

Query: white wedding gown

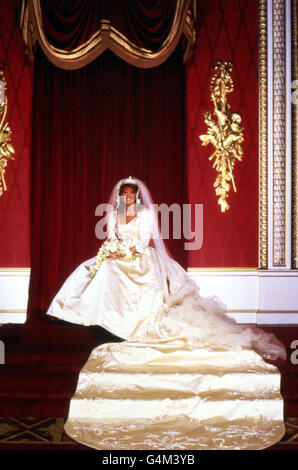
[46,207,286,450]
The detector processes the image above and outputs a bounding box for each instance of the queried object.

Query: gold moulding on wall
[0,69,15,197]
[199,61,244,212]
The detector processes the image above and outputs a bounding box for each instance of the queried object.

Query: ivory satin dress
[46,208,286,450]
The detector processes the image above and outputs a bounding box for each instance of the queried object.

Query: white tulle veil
[106,176,167,250]
[105,176,187,299]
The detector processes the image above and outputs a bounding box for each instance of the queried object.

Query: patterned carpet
[0,416,297,450]
[0,418,73,446]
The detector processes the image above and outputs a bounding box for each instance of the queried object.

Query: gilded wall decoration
[0,70,15,197]
[200,61,244,212]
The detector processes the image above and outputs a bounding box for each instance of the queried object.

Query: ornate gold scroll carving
[0,70,15,197]
[199,61,244,212]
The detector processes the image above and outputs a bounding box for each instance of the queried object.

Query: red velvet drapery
[41,0,177,50]
[27,45,186,315]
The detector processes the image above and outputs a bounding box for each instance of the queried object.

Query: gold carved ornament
[0,70,15,197]
[199,61,244,212]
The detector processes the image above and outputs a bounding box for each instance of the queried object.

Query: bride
[46,176,286,450]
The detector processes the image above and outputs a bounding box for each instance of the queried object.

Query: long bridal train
[64,340,285,450]
[61,257,285,450]
[46,177,286,450]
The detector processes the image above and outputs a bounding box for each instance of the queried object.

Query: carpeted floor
[0,416,296,450]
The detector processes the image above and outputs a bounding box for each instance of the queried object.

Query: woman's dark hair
[119,183,138,195]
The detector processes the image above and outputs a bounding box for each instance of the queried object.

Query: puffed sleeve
[107,210,117,240]
[135,208,153,253]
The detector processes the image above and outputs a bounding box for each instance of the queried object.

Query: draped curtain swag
[20,0,197,69]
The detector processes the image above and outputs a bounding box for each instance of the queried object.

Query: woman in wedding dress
[46,176,286,450]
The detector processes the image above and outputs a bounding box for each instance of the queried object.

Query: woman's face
[120,185,137,207]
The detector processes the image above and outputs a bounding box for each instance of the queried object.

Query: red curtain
[27,45,186,315]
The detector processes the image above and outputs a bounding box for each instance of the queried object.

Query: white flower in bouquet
[90,239,137,278]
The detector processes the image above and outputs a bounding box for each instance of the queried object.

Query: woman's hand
[108,246,138,259]
[108,252,122,259]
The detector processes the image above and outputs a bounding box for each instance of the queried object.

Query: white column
[268,0,292,269]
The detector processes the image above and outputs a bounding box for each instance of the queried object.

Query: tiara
[121,176,137,185]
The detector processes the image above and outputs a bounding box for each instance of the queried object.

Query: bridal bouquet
[90,239,137,278]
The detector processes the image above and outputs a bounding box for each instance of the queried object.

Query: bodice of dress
[107,208,153,254]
